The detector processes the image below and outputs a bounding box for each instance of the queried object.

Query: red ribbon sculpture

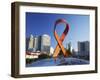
[53,19,70,60]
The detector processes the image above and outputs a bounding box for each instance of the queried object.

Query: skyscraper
[33,36,41,52]
[33,37,38,51]
[41,34,51,53]
[78,41,89,56]
[37,36,41,51]
[28,34,34,51]
[26,37,29,51]
[26,34,50,53]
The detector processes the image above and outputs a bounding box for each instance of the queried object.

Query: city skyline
[26,34,51,53]
[26,12,90,51]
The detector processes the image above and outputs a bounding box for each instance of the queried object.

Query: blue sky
[26,12,90,51]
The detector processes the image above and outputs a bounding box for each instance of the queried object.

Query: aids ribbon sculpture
[53,19,70,61]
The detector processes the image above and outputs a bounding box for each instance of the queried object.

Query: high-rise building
[28,34,34,51]
[26,38,29,51]
[41,34,51,53]
[33,37,38,51]
[37,36,41,51]
[78,41,89,56]
[26,34,50,53]
[33,36,41,52]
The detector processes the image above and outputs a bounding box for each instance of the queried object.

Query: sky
[26,12,90,51]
